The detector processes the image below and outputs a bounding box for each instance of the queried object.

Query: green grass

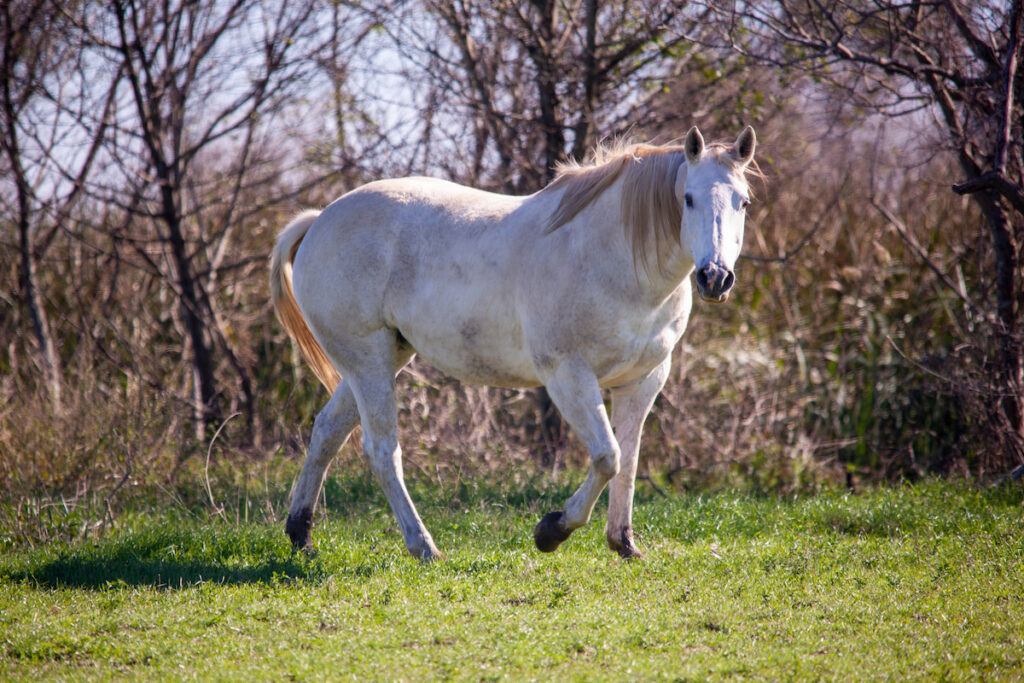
[1,481,1022,680]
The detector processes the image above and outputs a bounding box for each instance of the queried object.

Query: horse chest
[594,289,692,386]
[596,320,679,386]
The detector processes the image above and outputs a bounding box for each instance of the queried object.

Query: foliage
[1,0,1022,534]
[706,0,1024,467]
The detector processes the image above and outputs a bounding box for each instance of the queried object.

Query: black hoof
[286,507,313,550]
[534,510,572,553]
[608,526,643,559]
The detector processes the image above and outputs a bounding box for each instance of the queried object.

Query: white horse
[271,126,757,561]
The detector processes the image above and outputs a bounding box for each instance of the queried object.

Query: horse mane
[543,141,749,273]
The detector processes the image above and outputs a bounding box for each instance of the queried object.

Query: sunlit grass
[1,481,1022,680]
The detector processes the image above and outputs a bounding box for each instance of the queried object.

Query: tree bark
[161,189,220,435]
[1,1,62,406]
[15,198,63,407]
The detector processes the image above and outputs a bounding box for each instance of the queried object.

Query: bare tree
[61,0,322,439]
[301,1,395,195]
[369,0,725,190]
[0,0,118,407]
[707,0,1024,461]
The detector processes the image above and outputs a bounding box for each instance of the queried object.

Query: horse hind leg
[287,379,360,550]
[286,335,422,554]
[343,336,441,561]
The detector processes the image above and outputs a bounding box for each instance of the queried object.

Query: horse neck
[634,241,694,304]
[557,175,694,302]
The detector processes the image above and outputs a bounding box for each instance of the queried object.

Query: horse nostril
[695,266,710,291]
[695,264,734,300]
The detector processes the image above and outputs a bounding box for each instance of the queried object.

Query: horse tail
[270,210,342,393]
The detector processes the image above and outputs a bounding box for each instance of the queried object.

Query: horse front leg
[287,379,360,550]
[533,357,620,553]
[606,359,671,559]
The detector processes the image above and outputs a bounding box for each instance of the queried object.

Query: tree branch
[952,170,1024,216]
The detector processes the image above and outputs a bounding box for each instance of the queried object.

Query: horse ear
[732,126,756,166]
[684,126,704,165]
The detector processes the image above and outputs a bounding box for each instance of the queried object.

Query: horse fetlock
[407,538,444,562]
[607,525,643,559]
[534,510,573,553]
[286,507,314,550]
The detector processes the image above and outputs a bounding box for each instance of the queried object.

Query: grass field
[1,480,1022,680]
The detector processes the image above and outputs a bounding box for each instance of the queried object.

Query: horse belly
[389,289,541,388]
[402,321,540,388]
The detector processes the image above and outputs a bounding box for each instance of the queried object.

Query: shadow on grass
[4,524,321,590]
[2,473,581,591]
[9,554,318,590]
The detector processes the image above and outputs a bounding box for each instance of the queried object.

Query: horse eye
[684,193,693,209]
[740,198,751,210]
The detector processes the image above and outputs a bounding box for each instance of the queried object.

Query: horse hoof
[286,508,313,551]
[420,551,443,563]
[534,510,572,553]
[412,546,445,563]
[614,544,643,560]
[608,527,643,559]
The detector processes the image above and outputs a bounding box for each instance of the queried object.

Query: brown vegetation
[1,0,1021,539]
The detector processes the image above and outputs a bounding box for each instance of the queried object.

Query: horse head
[675,126,756,303]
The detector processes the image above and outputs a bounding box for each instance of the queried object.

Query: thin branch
[994,0,1022,176]
[870,196,992,324]
[952,170,1024,215]
[741,187,843,264]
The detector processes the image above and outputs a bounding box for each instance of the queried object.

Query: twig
[637,474,668,498]
[741,180,845,264]
[870,197,993,323]
[883,334,959,385]
[885,335,1015,398]
[204,413,239,522]
[990,462,1024,487]
[100,467,133,536]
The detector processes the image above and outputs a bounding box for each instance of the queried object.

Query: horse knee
[591,448,620,480]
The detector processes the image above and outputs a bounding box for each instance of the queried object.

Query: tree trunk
[160,185,219,438]
[17,211,62,407]
[5,113,61,406]
[975,191,1024,452]
[529,0,565,182]
[1,2,62,407]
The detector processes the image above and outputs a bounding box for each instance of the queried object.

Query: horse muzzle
[695,262,735,303]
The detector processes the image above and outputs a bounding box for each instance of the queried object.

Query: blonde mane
[543,141,751,272]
